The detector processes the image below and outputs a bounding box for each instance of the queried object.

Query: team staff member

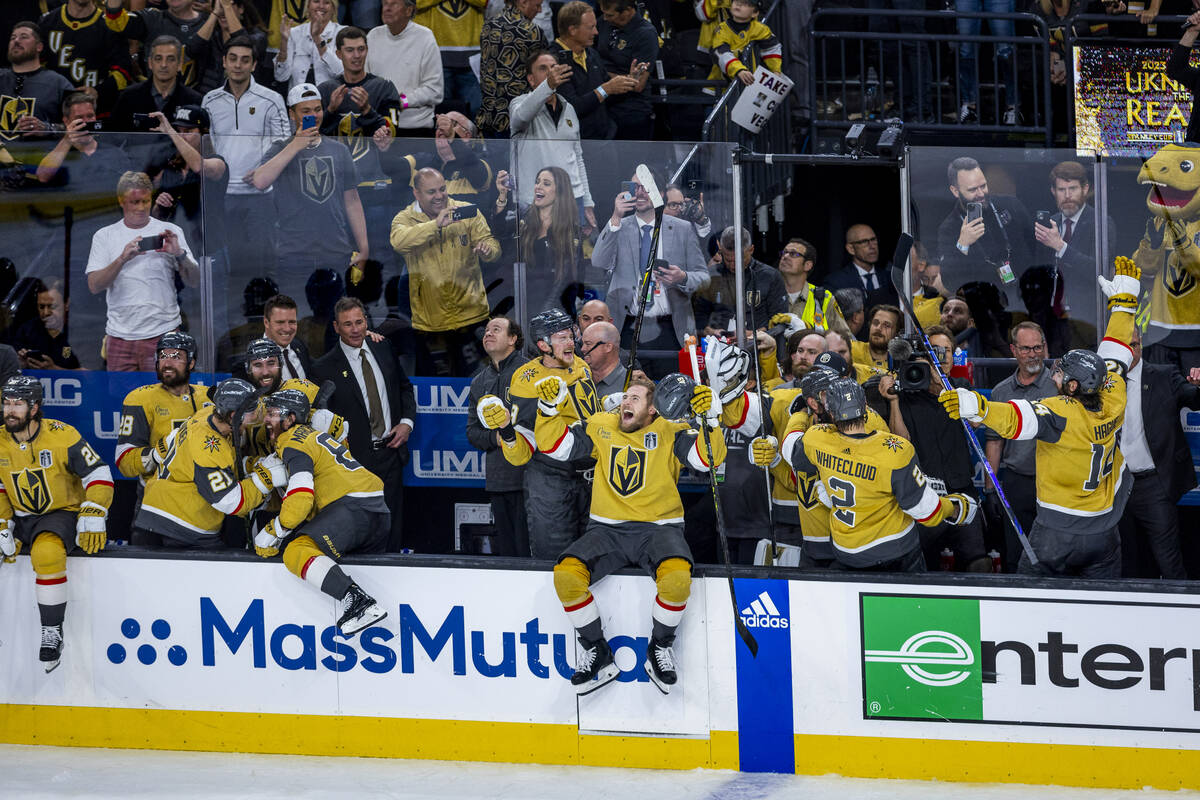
[476,308,599,559]
[539,374,722,695]
[940,257,1143,578]
[0,376,114,672]
[253,388,388,638]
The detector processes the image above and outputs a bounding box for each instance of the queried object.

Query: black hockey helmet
[211,378,257,422]
[528,308,576,347]
[156,331,197,363]
[244,338,282,370]
[799,366,838,405]
[2,375,42,407]
[654,372,698,422]
[812,350,850,378]
[824,377,867,423]
[265,388,311,425]
[1055,348,1106,394]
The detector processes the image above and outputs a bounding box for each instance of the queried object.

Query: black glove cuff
[498,424,516,444]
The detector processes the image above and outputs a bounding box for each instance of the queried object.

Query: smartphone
[1035,210,1053,228]
[620,180,637,200]
[81,120,103,133]
[965,201,983,223]
[301,114,317,130]
[138,234,165,251]
[23,349,46,361]
[555,49,573,67]
[451,204,479,221]
[131,112,154,131]
[652,258,668,277]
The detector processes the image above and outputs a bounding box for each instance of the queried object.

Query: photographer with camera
[871,324,989,572]
[110,36,201,136]
[663,183,711,240]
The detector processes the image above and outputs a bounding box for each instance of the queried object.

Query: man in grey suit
[591,173,708,378]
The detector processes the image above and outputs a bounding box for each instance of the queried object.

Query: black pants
[490,490,530,558]
[362,449,405,552]
[996,470,1037,572]
[1119,472,1186,579]
[1017,520,1121,579]
[415,323,484,378]
[524,460,590,560]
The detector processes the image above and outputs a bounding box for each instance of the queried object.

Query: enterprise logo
[864,629,974,686]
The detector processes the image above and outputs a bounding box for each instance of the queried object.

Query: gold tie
[360,350,385,438]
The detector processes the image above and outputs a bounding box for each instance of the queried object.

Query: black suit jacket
[822,262,899,311]
[231,337,313,382]
[110,79,203,133]
[1140,363,1200,503]
[935,195,1036,282]
[312,338,416,473]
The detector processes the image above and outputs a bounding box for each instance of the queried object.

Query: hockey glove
[938,388,987,423]
[944,493,979,526]
[476,394,516,443]
[749,435,780,468]
[253,518,289,558]
[250,454,288,494]
[145,427,178,475]
[768,312,804,337]
[75,501,107,555]
[535,376,569,416]
[1098,256,1141,314]
[309,408,336,435]
[0,518,15,561]
[689,384,713,418]
[601,392,623,413]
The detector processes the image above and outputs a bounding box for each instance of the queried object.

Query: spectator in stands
[1171,13,1200,144]
[517,165,585,320]
[392,112,494,211]
[86,171,199,371]
[46,1,136,113]
[366,0,442,137]
[694,226,786,335]
[777,237,848,335]
[1033,160,1117,316]
[14,280,79,371]
[911,240,947,330]
[467,316,529,557]
[274,0,344,94]
[852,303,900,371]
[508,51,594,224]
[663,183,712,240]
[577,299,613,332]
[203,33,288,278]
[414,0,484,116]
[390,166,499,376]
[250,82,368,303]
[596,0,657,141]
[866,0,933,123]
[593,171,709,377]
[707,0,782,88]
[110,35,202,133]
[823,224,899,310]
[339,0,381,30]
[313,296,416,550]
[477,0,547,138]
[833,287,865,339]
[937,156,1035,285]
[36,92,132,186]
[940,296,984,362]
[188,0,271,93]
[954,0,1018,125]
[552,0,639,141]
[101,0,210,89]
[148,107,227,263]
[581,320,626,398]
[985,320,1052,570]
[0,21,73,139]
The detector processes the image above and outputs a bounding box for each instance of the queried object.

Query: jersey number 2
[1083,441,1115,492]
[827,476,856,527]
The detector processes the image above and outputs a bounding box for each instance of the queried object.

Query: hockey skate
[572,638,619,695]
[644,638,677,694]
[337,584,387,638]
[40,624,63,673]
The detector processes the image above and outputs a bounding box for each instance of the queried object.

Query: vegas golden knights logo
[608,445,645,496]
[0,96,34,139]
[795,471,819,508]
[569,381,599,418]
[338,113,370,162]
[438,0,471,19]
[13,468,51,514]
[300,156,335,203]
[283,0,306,22]
[1163,260,1197,298]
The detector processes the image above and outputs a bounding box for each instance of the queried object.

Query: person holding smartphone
[596,0,658,141]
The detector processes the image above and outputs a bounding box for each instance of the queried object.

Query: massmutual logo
[740,590,789,629]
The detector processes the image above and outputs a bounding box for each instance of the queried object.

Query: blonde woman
[275,0,345,92]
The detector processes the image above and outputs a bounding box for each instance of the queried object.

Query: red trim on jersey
[914,501,942,524]
[1008,400,1024,439]
[1101,336,1134,358]
[300,555,318,580]
[231,487,245,515]
[115,449,134,468]
[549,426,569,454]
[36,576,67,586]
[656,596,687,612]
[563,594,593,613]
[693,438,709,467]
[85,479,114,490]
[732,395,750,429]
[285,487,314,499]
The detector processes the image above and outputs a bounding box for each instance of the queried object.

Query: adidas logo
[739,590,790,629]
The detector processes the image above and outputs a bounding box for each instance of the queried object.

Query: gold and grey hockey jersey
[274,423,383,530]
[115,382,211,480]
[502,354,599,472]
[0,418,113,518]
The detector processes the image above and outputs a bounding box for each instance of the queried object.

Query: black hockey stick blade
[313,379,336,410]
[891,232,915,296]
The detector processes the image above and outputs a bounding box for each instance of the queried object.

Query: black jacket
[110,79,202,133]
[1168,44,1200,144]
[466,349,525,493]
[1139,363,1200,503]
[935,195,1036,287]
[552,41,616,140]
[822,262,899,311]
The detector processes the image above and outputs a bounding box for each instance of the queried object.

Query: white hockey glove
[254,518,290,558]
[75,501,108,555]
[944,493,979,527]
[1098,256,1141,314]
[938,388,987,423]
[250,454,288,494]
[749,435,780,468]
[601,391,623,413]
[0,518,15,562]
[768,312,805,337]
[309,408,336,435]
[143,427,179,474]
[535,375,569,416]
[815,479,832,509]
[476,394,517,443]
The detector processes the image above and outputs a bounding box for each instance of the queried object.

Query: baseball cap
[813,350,850,378]
[287,82,321,107]
[172,105,210,129]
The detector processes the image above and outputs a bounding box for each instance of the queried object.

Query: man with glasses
[770,237,849,337]
[823,224,898,310]
[983,321,1054,570]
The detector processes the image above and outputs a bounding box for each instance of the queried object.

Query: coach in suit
[823,224,899,311]
[312,296,417,551]
[1119,325,1200,579]
[591,177,708,377]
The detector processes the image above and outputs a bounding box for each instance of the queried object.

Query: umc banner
[404,377,484,487]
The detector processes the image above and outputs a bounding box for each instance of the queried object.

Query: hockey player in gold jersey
[940,257,1143,577]
[254,388,387,638]
[116,332,211,490]
[132,379,285,548]
[0,376,114,672]
[538,373,723,695]
[477,308,601,559]
[767,378,977,572]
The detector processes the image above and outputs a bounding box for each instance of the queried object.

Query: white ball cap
[287,82,322,107]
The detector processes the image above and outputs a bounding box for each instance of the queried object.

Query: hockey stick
[623,165,666,391]
[743,282,777,562]
[687,336,759,657]
[888,233,1038,566]
[312,379,336,410]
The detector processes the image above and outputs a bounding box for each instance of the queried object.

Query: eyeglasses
[849,236,877,247]
[781,248,807,258]
[1013,344,1045,354]
[665,201,684,209]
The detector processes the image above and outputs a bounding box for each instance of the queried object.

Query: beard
[157,364,190,389]
[4,411,30,432]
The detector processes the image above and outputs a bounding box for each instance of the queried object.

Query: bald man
[577,300,614,333]
[822,223,899,309]
[581,321,626,398]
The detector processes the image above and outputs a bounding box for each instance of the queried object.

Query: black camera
[888,333,943,393]
[131,113,156,131]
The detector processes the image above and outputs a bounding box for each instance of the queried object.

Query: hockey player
[115,332,212,487]
[539,373,724,695]
[0,375,114,672]
[477,308,600,559]
[252,388,388,638]
[277,377,348,443]
[239,337,284,467]
[132,378,286,548]
[939,257,1142,578]
[764,378,977,572]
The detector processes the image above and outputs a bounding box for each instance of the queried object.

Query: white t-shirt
[85,217,193,340]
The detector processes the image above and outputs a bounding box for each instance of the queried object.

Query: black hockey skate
[40,624,63,673]
[644,638,677,694]
[572,638,619,695]
[337,584,387,638]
